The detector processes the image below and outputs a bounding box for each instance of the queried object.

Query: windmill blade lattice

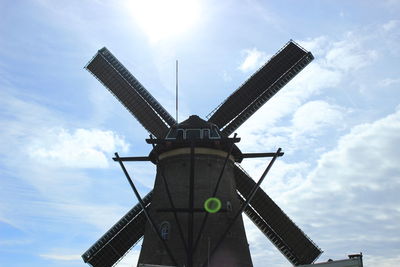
[207,41,313,136]
[86,47,176,138]
[82,192,152,267]
[234,165,322,265]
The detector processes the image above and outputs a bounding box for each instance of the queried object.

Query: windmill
[81,40,322,267]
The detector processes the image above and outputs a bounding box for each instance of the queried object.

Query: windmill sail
[234,165,322,265]
[82,192,152,267]
[86,47,176,138]
[208,41,313,136]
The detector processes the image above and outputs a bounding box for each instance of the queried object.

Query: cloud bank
[28,128,129,168]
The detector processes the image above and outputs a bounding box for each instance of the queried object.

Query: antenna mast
[175,60,178,123]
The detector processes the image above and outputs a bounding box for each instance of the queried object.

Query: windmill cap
[174,115,217,129]
[147,115,243,163]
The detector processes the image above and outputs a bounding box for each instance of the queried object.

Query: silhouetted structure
[81,40,322,267]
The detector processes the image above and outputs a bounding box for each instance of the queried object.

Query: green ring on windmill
[204,197,222,213]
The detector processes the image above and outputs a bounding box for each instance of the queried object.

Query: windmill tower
[81,40,322,267]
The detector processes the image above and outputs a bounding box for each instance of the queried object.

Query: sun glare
[128,0,201,43]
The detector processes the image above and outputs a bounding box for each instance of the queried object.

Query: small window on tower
[166,128,178,139]
[227,201,232,212]
[210,126,221,139]
[160,221,170,240]
[176,129,185,140]
[186,129,201,139]
[202,129,210,139]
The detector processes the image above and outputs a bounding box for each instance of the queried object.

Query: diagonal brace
[201,148,282,267]
[114,152,178,266]
[149,134,188,254]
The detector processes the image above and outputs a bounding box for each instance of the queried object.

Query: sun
[127,0,201,43]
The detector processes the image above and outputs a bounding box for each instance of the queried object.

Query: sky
[0,0,399,266]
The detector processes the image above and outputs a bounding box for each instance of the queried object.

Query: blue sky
[0,0,399,266]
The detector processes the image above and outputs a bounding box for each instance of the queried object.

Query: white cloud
[240,107,400,266]
[236,39,343,139]
[241,159,311,199]
[306,107,400,193]
[366,255,400,267]
[279,107,400,265]
[300,33,379,73]
[299,36,330,57]
[236,31,383,154]
[237,99,348,155]
[325,36,378,72]
[28,128,129,168]
[234,26,400,265]
[379,77,400,87]
[0,84,140,237]
[292,100,345,136]
[238,48,269,72]
[377,19,400,57]
[236,77,324,146]
[383,20,399,31]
